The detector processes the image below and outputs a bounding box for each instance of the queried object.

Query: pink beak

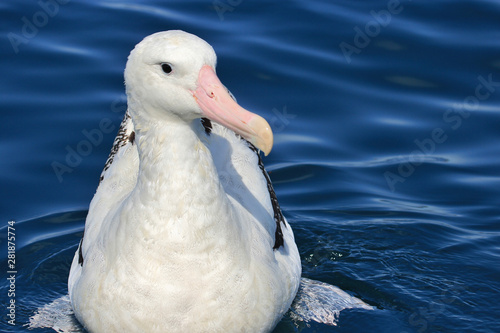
[191,65,273,156]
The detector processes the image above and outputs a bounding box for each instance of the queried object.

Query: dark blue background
[1,0,499,332]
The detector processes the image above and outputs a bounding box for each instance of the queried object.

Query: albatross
[68,30,302,332]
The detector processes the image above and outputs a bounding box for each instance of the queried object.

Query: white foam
[28,295,82,333]
[290,278,374,326]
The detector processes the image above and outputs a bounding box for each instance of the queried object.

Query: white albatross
[68,30,301,332]
[65,30,374,333]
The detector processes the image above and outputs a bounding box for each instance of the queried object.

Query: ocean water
[1,0,500,332]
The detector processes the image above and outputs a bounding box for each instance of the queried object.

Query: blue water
[1,0,500,332]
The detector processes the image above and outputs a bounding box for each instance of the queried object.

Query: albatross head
[124,30,273,155]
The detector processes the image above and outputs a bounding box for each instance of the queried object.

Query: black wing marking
[247,143,285,250]
[99,111,135,184]
[201,118,212,135]
[78,235,84,266]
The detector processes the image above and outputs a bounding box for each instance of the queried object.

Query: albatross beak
[192,65,273,156]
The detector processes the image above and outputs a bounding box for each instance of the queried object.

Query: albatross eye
[161,63,173,74]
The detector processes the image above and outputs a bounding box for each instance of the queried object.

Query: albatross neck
[132,113,218,193]
[125,112,249,255]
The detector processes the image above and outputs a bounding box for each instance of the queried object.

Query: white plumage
[68,30,301,333]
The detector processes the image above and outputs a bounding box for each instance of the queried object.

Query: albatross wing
[68,111,138,294]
